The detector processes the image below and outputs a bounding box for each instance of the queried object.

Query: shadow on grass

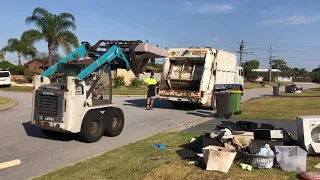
[22,121,80,142]
[241,94,271,104]
[176,141,206,170]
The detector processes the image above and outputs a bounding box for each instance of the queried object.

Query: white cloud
[184,2,235,14]
[262,15,320,25]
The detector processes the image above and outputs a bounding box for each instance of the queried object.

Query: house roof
[24,59,49,67]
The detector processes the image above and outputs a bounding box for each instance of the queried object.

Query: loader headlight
[75,84,83,95]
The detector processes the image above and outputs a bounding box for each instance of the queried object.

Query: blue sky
[1,0,320,70]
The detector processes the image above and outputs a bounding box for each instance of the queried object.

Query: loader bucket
[90,40,168,75]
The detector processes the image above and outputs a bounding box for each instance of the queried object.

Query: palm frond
[57,31,79,47]
[22,29,45,43]
[59,20,77,31]
[57,31,79,54]
[58,12,75,22]
[32,7,49,17]
[1,45,17,53]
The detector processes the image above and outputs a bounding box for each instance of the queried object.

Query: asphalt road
[0,83,318,180]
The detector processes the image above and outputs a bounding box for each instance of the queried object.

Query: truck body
[31,40,167,143]
[158,48,244,109]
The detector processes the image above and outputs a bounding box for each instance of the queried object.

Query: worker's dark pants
[147,85,156,108]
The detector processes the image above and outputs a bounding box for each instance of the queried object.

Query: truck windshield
[0,72,10,77]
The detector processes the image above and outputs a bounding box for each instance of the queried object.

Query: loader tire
[79,110,104,143]
[103,107,125,137]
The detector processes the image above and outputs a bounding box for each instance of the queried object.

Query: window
[0,72,10,77]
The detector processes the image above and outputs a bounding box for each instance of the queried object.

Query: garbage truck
[158,47,244,109]
[31,40,167,143]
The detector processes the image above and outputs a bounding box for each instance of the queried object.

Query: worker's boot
[146,105,151,110]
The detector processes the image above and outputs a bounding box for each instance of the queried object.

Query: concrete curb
[166,117,213,133]
[0,98,18,111]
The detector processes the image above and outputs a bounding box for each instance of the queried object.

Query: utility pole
[239,40,244,66]
[277,59,280,83]
[268,46,276,83]
[237,40,253,66]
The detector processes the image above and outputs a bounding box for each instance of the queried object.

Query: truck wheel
[103,107,125,137]
[79,110,104,143]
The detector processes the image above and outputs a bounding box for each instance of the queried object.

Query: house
[252,69,293,82]
[24,59,49,75]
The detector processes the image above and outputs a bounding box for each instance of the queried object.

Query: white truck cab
[0,71,11,87]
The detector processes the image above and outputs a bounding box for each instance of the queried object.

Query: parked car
[0,71,11,87]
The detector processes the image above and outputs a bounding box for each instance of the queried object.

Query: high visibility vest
[144,78,157,85]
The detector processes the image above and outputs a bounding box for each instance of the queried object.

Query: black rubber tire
[224,114,231,119]
[238,110,242,115]
[103,107,125,137]
[79,110,104,143]
[42,129,63,137]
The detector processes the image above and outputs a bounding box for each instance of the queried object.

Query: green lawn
[280,88,320,97]
[0,97,11,108]
[113,86,147,95]
[244,83,267,89]
[234,88,320,121]
[0,86,33,92]
[34,132,320,180]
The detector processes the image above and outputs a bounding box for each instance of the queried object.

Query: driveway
[0,83,318,180]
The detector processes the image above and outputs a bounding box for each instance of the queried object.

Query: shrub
[130,77,144,88]
[113,75,125,88]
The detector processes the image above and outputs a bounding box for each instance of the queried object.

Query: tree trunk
[18,52,22,66]
[48,45,54,67]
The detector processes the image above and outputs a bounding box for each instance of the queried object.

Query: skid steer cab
[30,40,168,143]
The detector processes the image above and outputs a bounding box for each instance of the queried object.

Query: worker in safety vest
[144,72,157,110]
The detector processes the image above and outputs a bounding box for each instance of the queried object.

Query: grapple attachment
[86,40,168,75]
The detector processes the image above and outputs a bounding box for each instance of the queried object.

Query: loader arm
[41,44,88,77]
[76,44,131,80]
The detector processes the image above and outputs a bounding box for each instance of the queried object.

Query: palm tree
[1,37,36,65]
[22,7,79,67]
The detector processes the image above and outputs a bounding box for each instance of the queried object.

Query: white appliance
[296,115,320,154]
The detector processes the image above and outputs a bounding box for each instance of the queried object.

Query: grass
[0,97,11,108]
[34,132,320,180]
[280,88,320,97]
[0,85,148,95]
[244,83,266,89]
[0,86,33,92]
[234,88,320,121]
[113,86,147,95]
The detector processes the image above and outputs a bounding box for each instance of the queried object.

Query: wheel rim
[90,119,102,135]
[112,116,121,130]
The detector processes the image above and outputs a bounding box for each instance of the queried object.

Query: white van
[0,71,11,87]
